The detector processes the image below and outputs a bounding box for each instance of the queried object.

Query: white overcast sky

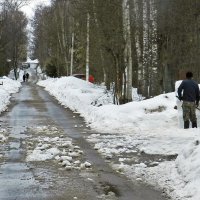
[21,0,51,18]
[20,0,51,56]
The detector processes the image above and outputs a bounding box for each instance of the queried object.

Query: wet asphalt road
[0,83,168,200]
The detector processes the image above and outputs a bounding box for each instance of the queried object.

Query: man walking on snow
[178,71,200,129]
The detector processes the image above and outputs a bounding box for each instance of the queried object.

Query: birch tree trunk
[133,0,144,95]
[123,0,132,102]
[86,13,90,82]
[58,0,69,75]
[70,32,74,75]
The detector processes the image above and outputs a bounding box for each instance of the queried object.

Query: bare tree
[31,0,200,102]
[85,12,90,82]
[122,0,132,102]
[0,0,28,78]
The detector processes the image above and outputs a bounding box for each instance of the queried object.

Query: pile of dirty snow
[0,77,21,113]
[26,126,92,170]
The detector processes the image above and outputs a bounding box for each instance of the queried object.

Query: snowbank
[175,139,200,200]
[38,76,178,133]
[0,77,21,113]
[0,77,21,144]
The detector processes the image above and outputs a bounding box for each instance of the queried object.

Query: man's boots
[184,120,190,129]
[192,121,197,128]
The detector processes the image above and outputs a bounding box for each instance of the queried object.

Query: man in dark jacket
[26,73,29,82]
[178,71,200,129]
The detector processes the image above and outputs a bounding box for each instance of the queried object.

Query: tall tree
[0,0,28,78]
[123,0,133,102]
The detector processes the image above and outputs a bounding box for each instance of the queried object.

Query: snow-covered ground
[0,77,21,143]
[0,77,21,113]
[38,76,200,200]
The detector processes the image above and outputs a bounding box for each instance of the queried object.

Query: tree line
[0,0,28,79]
[1,0,200,104]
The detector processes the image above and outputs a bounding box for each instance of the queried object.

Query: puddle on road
[6,141,23,160]
[99,181,120,197]
[10,141,20,149]
[0,162,42,199]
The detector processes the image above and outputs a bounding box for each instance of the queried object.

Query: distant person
[178,71,200,129]
[23,74,26,82]
[26,73,29,82]
[89,75,94,83]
